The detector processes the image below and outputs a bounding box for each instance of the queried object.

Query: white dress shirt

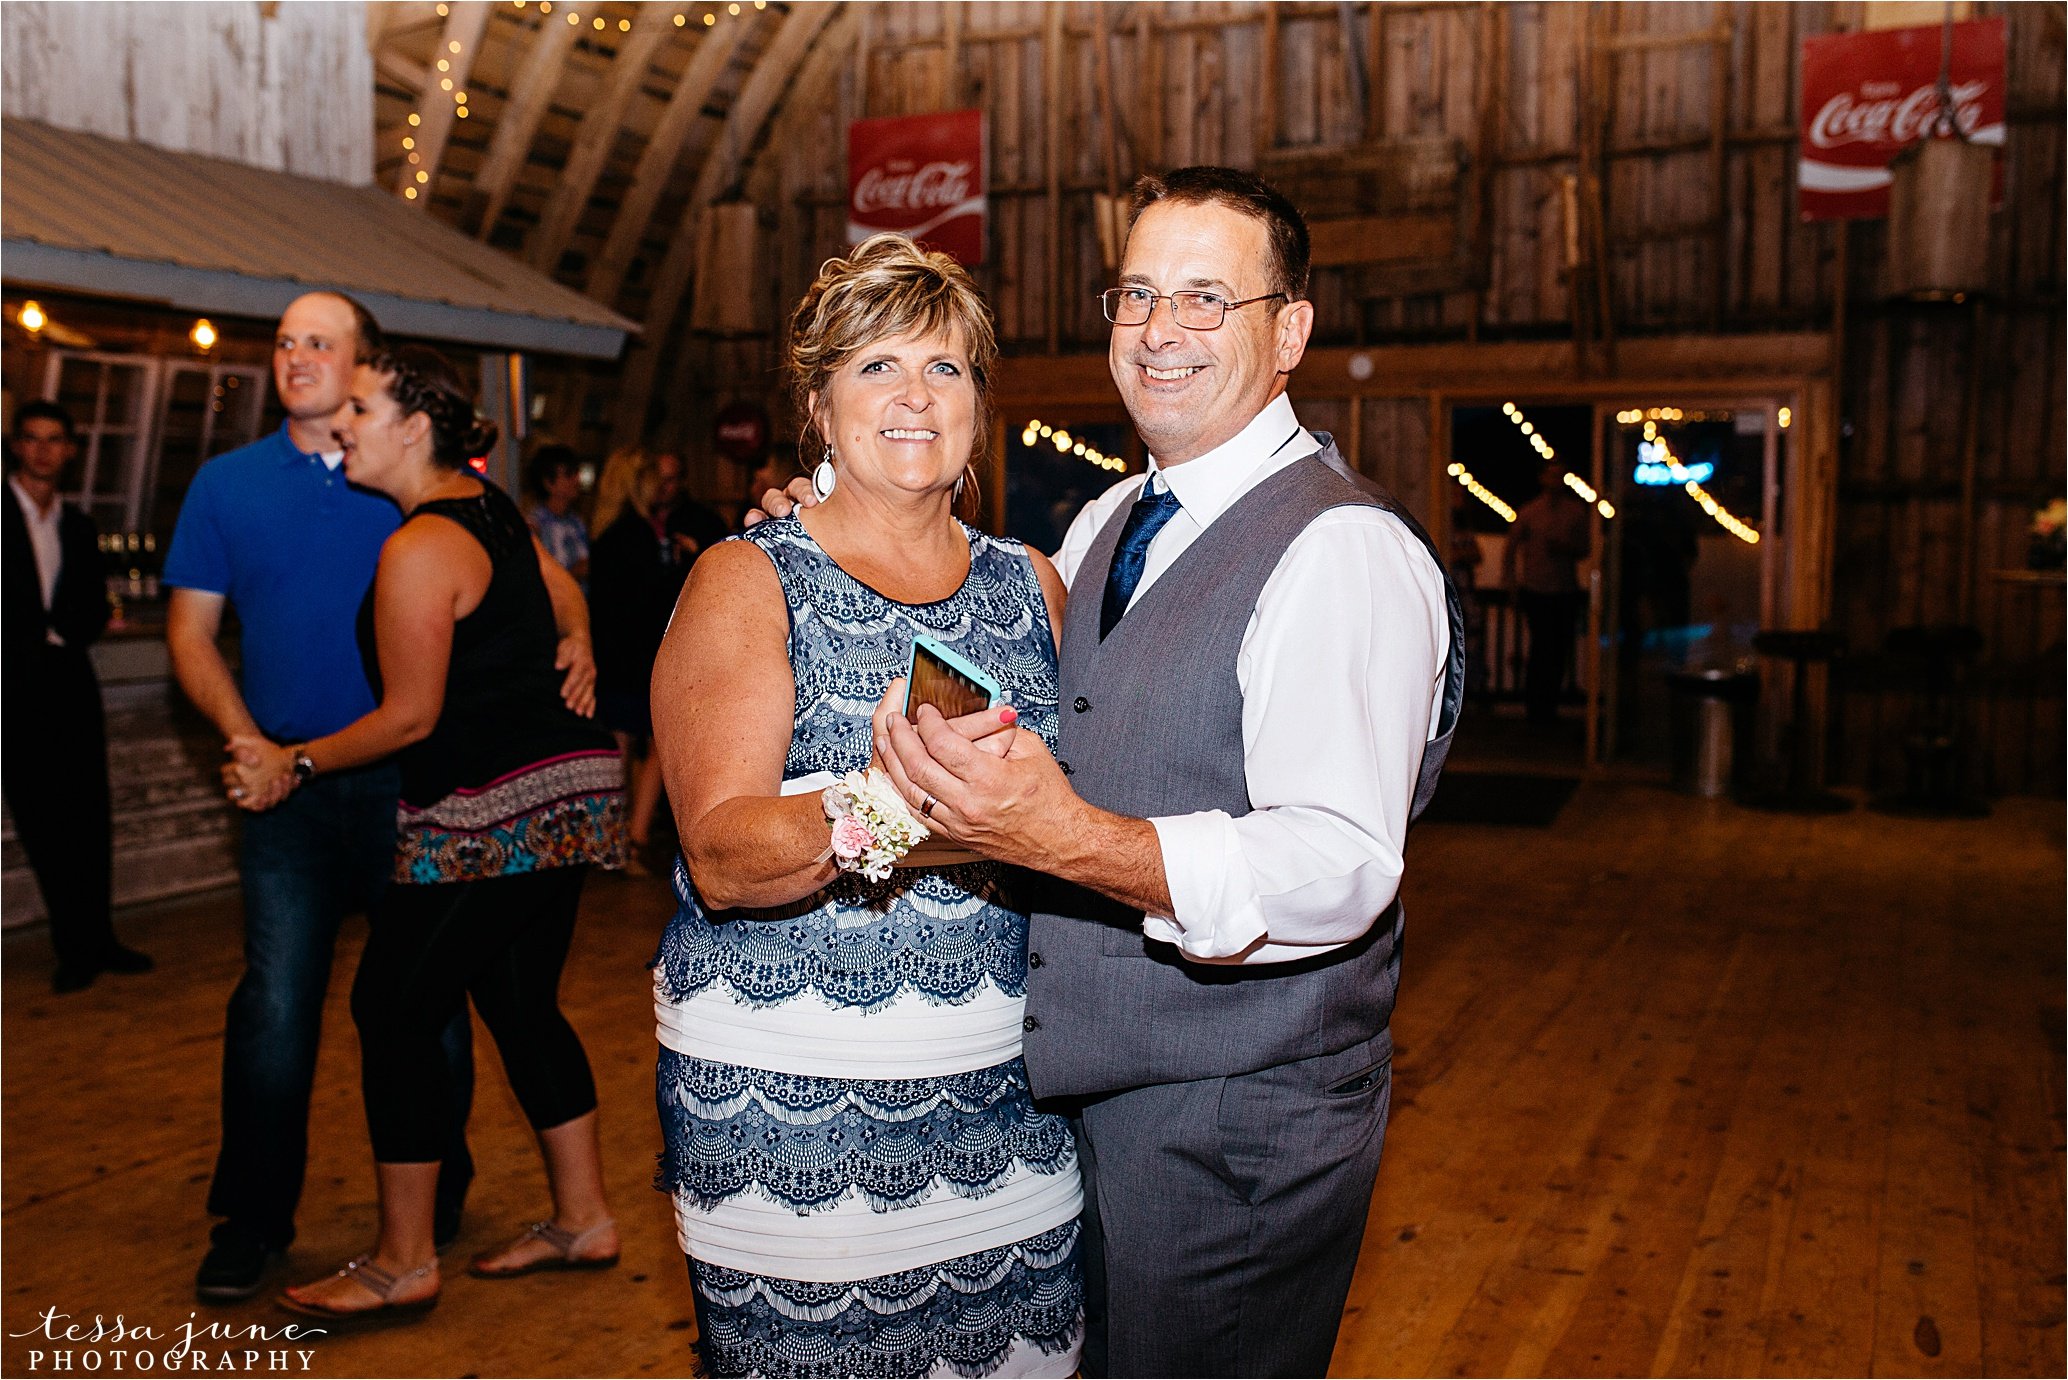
[10,476,68,645]
[1053,393,1450,965]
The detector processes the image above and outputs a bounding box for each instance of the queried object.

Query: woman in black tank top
[229,345,625,1323]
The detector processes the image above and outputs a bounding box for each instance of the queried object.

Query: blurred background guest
[1502,458,1592,728]
[2,400,152,992]
[587,448,702,864]
[525,443,590,587]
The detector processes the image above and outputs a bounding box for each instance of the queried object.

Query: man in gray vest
[877,166,1464,1377]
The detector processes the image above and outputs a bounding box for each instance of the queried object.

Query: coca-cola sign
[848,110,986,264]
[1799,20,2005,220]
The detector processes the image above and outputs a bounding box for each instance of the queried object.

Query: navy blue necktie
[1099,478,1182,640]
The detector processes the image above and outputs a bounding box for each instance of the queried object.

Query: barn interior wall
[173,0,2068,792]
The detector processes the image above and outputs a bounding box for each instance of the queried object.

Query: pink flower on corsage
[829,813,876,860]
[820,768,928,882]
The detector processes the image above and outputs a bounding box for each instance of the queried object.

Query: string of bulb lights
[402,2,770,200]
[1447,402,1614,522]
[1021,420,1125,473]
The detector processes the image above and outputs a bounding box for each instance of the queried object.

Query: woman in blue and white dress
[648,234,1082,1378]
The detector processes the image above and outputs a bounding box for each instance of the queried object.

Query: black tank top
[358,481,612,807]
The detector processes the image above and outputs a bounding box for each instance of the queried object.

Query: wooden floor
[3,783,2061,1378]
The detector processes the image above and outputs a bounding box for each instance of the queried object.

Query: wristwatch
[289,745,317,787]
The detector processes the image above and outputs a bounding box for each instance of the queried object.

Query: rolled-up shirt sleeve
[1142,507,1449,964]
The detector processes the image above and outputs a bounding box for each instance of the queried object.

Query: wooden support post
[1138,6,1160,171]
[1338,1,1370,141]
[587,14,758,304]
[1955,298,1985,624]
[1367,0,1387,141]
[1708,25,1730,330]
[396,0,488,207]
[1044,3,1065,354]
[1261,4,1281,153]
[1472,1,1505,317]
[1092,3,1124,197]
[527,5,676,273]
[942,1,961,107]
[465,9,578,237]
[853,3,873,119]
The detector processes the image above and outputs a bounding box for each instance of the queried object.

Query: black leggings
[353,866,597,1163]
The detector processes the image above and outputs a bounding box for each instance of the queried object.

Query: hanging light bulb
[191,318,218,350]
[18,301,46,333]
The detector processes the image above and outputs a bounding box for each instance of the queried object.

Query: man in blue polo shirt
[164,292,523,1301]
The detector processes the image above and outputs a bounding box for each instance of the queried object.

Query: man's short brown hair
[1128,166,1312,301]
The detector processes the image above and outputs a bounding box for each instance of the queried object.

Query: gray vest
[1020,439,1465,1099]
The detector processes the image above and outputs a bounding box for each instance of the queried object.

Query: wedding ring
[230,787,246,800]
[920,793,937,819]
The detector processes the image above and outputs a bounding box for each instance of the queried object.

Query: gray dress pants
[1071,1032,1395,1378]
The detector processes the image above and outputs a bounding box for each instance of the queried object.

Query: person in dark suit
[3,400,153,992]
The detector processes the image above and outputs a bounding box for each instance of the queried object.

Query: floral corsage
[820,768,929,882]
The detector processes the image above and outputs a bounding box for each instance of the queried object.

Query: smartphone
[904,634,1002,719]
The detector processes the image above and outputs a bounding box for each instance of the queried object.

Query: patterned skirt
[395,748,626,884]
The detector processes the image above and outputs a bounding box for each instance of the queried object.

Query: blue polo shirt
[163,421,401,741]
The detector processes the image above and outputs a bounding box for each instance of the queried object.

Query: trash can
[1666,668,1757,799]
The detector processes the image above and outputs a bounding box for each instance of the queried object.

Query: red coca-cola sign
[1799,20,2005,220]
[848,110,986,264]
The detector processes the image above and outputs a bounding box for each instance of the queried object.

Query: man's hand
[556,633,597,717]
[876,702,1085,872]
[222,735,294,811]
[743,475,820,528]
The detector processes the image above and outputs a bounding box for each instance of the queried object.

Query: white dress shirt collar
[1145,393,1315,527]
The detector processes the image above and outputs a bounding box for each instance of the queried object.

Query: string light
[190,318,217,350]
[674,12,686,23]
[1446,462,1517,523]
[406,187,419,199]
[408,112,421,127]
[1685,478,1760,544]
[440,77,454,90]
[456,91,468,104]
[619,17,631,30]
[1500,399,1603,515]
[416,170,430,183]
[1778,406,1792,429]
[1022,419,1125,473]
[402,135,415,149]
[449,39,462,52]
[593,15,606,28]
[436,2,448,12]
[437,58,450,72]
[703,12,715,24]
[19,300,46,333]
[456,105,469,117]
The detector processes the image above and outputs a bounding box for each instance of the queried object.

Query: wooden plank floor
[3,783,2061,1378]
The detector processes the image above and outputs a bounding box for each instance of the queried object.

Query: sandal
[277,1254,438,1324]
[468,1218,619,1278]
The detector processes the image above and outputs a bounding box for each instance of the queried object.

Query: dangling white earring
[953,468,968,503]
[811,444,837,502]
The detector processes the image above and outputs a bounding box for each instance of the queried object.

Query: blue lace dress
[653,515,1083,1379]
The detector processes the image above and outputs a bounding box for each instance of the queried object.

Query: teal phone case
[904,634,1002,715]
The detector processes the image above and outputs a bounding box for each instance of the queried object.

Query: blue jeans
[205,762,474,1248]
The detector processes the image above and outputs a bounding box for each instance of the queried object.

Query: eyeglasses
[1098,287,1288,330]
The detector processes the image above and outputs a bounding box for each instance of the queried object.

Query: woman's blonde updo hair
[786,233,999,484]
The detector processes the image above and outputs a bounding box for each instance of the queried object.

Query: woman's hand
[223,735,295,811]
[556,632,598,716]
[869,678,1018,779]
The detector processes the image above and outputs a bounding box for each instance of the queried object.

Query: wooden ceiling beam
[465,10,580,236]
[396,0,490,208]
[526,4,679,272]
[586,14,761,305]
[611,1,842,450]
